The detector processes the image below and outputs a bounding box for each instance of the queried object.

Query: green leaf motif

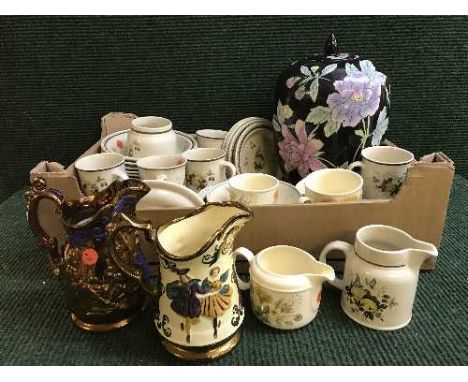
[220,270,229,283]
[305,106,331,125]
[311,65,320,76]
[300,65,311,76]
[310,79,319,102]
[324,120,341,137]
[320,63,337,77]
[355,129,365,138]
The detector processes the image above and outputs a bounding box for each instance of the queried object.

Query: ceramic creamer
[108,202,253,360]
[319,224,438,330]
[235,246,334,330]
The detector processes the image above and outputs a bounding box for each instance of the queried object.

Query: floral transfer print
[278,120,326,178]
[372,175,403,197]
[185,170,216,191]
[251,283,303,328]
[81,176,109,195]
[344,274,397,321]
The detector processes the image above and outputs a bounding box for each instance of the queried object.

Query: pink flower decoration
[81,248,98,266]
[116,139,124,150]
[278,120,326,178]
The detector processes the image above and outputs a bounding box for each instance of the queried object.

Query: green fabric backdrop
[0,16,467,202]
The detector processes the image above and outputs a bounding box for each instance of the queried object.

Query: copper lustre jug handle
[25,177,65,276]
[107,212,158,296]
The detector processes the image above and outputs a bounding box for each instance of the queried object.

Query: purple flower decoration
[278,120,326,178]
[327,63,386,128]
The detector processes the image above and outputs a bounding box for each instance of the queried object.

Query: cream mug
[127,116,177,158]
[233,245,335,330]
[228,173,279,205]
[302,168,363,203]
[184,148,236,191]
[348,146,414,199]
[75,153,128,196]
[196,129,228,149]
[136,154,186,184]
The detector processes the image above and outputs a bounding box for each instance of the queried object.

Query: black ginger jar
[273,34,390,184]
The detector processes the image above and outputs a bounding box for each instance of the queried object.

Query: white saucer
[206,180,302,205]
[296,178,307,195]
[136,180,204,210]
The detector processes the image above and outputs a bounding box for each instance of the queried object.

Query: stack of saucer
[222,117,281,177]
[101,129,197,179]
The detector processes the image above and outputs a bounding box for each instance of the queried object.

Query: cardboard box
[29,113,455,271]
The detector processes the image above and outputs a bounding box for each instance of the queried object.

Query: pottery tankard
[319,224,438,330]
[25,178,151,331]
[107,202,253,360]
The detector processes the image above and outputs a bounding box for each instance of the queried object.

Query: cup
[127,116,177,158]
[196,129,228,149]
[75,153,128,196]
[184,148,236,191]
[302,168,363,203]
[348,146,414,199]
[136,154,186,184]
[228,173,279,205]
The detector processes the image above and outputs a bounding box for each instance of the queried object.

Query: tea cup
[75,153,128,196]
[302,168,363,203]
[184,148,236,191]
[228,173,279,205]
[196,129,228,149]
[136,154,186,184]
[348,146,414,199]
[127,116,177,158]
[233,245,335,330]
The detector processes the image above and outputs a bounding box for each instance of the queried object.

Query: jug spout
[304,256,335,284]
[408,239,438,269]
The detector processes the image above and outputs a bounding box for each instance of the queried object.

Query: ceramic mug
[127,116,177,158]
[233,245,334,330]
[228,173,279,205]
[184,148,237,191]
[136,154,186,184]
[196,129,228,149]
[75,153,128,196]
[302,168,363,203]
[348,146,415,199]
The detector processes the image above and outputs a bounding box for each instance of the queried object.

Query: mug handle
[220,160,237,179]
[112,168,129,182]
[319,240,354,290]
[348,161,362,172]
[106,212,158,296]
[232,247,254,291]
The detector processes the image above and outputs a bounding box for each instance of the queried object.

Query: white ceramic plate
[223,117,257,161]
[232,119,280,177]
[295,178,307,195]
[206,180,302,205]
[101,129,197,163]
[136,180,204,210]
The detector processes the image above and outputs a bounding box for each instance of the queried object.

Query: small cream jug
[235,245,335,330]
[107,202,253,360]
[319,225,438,330]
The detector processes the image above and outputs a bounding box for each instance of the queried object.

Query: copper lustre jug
[25,178,151,332]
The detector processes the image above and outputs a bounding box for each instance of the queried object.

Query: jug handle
[106,212,158,297]
[25,178,64,276]
[319,240,354,290]
[232,247,254,291]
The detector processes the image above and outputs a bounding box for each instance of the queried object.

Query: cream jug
[235,246,335,330]
[107,202,253,360]
[319,225,438,330]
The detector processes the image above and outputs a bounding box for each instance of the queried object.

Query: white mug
[136,154,186,184]
[75,153,128,196]
[184,148,236,191]
[127,116,177,158]
[228,173,279,205]
[302,168,363,203]
[348,146,414,199]
[196,129,228,149]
